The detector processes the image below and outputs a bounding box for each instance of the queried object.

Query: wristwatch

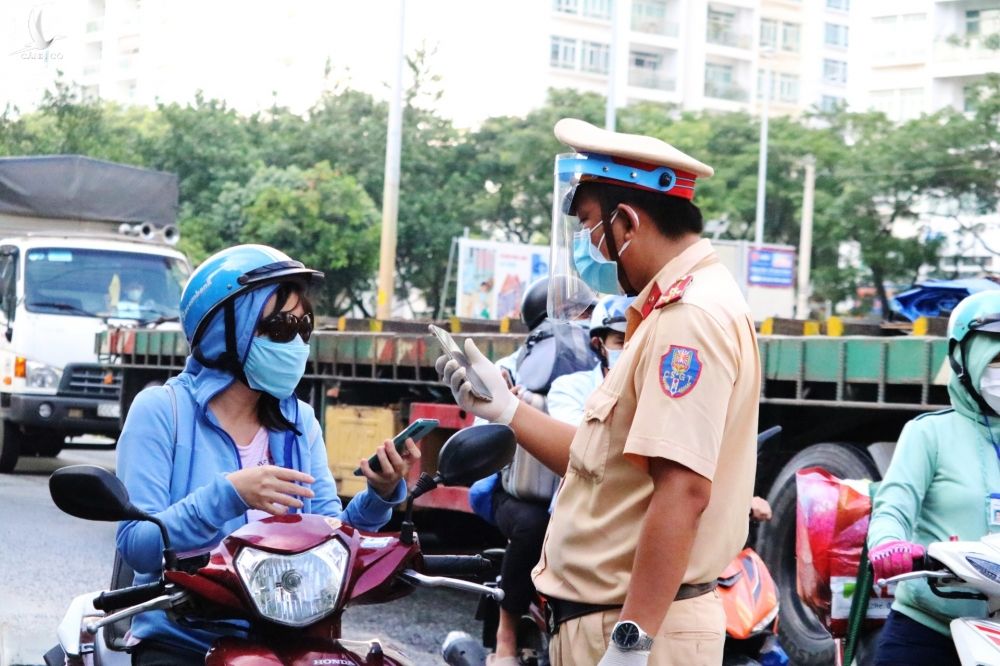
[610,620,654,652]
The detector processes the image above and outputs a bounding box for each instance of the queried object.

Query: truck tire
[0,420,23,473]
[756,443,880,666]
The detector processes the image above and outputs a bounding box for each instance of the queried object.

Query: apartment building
[859,0,1000,122]
[546,0,862,116]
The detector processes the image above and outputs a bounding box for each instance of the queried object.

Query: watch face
[613,621,641,649]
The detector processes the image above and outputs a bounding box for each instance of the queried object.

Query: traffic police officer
[438,118,760,665]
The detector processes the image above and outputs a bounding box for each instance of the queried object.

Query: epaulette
[913,408,955,421]
[654,275,693,310]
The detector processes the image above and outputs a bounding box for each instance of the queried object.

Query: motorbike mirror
[49,464,149,522]
[436,424,516,488]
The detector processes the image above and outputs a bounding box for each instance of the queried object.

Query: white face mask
[979,365,1000,414]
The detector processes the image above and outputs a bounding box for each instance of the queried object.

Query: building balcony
[706,27,753,50]
[932,36,1000,78]
[86,18,104,33]
[628,67,677,91]
[704,81,749,101]
[631,15,680,38]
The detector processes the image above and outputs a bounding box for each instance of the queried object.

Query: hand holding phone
[429,325,494,401]
[354,418,438,476]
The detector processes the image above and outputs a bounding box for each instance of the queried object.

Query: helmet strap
[952,337,998,416]
[192,300,243,376]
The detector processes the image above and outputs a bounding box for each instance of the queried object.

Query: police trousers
[549,590,725,666]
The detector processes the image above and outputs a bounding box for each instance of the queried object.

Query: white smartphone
[428,324,494,401]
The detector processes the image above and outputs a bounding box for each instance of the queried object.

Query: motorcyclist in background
[115,245,417,665]
[867,290,1000,666]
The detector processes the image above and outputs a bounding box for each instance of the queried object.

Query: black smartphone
[428,324,494,401]
[353,417,439,476]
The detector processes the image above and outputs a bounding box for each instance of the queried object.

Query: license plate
[97,402,120,419]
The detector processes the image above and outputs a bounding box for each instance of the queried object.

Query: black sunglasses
[258,311,314,343]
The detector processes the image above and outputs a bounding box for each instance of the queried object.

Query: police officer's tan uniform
[532,128,761,665]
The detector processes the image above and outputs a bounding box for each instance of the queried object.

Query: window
[550,36,577,69]
[899,88,923,120]
[632,0,675,35]
[760,19,778,48]
[582,0,612,20]
[967,9,980,36]
[823,58,847,84]
[826,0,849,11]
[629,50,674,90]
[581,41,610,74]
[779,73,799,102]
[705,62,745,100]
[781,22,800,52]
[820,95,843,112]
[707,7,739,46]
[553,0,579,14]
[824,23,849,48]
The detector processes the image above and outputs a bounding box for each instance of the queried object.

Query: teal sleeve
[868,419,936,549]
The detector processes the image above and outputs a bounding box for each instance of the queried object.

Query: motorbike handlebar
[93,581,166,612]
[421,555,494,578]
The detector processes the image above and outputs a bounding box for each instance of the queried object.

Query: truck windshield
[24,247,189,322]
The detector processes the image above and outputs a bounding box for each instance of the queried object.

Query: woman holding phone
[115,244,419,666]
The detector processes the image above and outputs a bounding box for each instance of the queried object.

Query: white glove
[435,338,518,425]
[597,644,650,666]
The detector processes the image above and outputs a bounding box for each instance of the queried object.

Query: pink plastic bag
[796,466,893,637]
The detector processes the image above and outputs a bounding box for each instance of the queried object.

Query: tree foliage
[3,71,999,318]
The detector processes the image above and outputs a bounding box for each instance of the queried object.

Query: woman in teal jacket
[868,291,1000,666]
[116,245,418,665]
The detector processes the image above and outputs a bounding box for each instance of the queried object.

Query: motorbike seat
[104,551,136,652]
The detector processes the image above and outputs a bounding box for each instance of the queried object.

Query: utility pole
[605,0,619,131]
[754,53,773,247]
[796,155,816,319]
[376,0,405,320]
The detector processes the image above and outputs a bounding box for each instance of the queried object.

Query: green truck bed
[98,328,951,411]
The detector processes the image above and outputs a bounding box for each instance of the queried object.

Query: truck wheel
[0,420,23,473]
[756,443,880,666]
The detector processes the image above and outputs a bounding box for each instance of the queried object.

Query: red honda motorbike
[45,424,516,666]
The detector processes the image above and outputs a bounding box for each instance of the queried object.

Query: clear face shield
[547,153,609,323]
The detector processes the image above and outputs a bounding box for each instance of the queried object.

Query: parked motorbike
[881,534,1000,665]
[44,423,517,666]
[441,427,789,666]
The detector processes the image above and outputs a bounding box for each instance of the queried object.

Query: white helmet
[589,295,633,337]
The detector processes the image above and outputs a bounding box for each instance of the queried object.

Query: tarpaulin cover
[891,278,1000,322]
[0,155,178,227]
[796,466,893,637]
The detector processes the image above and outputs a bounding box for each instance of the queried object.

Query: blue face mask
[243,335,310,399]
[606,348,623,370]
[572,212,629,295]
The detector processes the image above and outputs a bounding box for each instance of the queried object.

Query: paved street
[0,448,481,666]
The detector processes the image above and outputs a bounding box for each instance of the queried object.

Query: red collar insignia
[654,275,693,311]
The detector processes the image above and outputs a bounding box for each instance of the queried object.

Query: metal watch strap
[611,620,654,652]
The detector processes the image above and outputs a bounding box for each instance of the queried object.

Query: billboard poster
[747,247,796,288]
[456,238,549,319]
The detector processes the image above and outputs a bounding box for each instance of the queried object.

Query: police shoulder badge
[659,345,702,398]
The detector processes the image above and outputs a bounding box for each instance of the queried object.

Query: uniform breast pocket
[568,389,619,483]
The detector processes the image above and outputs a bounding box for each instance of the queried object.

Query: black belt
[546,581,718,634]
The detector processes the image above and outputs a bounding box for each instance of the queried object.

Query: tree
[235,162,381,315]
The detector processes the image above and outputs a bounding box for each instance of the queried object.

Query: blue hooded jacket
[115,283,405,654]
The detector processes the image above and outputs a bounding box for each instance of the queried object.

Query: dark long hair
[252,283,314,432]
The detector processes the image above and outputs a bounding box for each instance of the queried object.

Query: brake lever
[84,591,189,634]
[877,570,954,587]
[398,569,505,602]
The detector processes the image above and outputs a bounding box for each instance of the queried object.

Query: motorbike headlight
[235,540,349,627]
[25,360,62,390]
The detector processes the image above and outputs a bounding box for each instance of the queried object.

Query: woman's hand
[227,465,316,515]
[358,438,421,500]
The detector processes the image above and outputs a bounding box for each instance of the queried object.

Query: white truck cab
[0,155,189,471]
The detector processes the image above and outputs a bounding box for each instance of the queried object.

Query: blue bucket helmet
[181,245,323,372]
[947,291,1000,414]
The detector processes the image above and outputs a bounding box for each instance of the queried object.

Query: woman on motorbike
[116,245,418,666]
[868,290,1000,666]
